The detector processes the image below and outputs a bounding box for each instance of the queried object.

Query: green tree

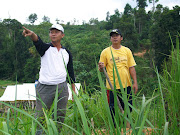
[109,9,121,28]
[135,8,147,34]
[28,13,38,24]
[104,9,121,30]
[23,56,40,82]
[124,3,133,16]
[149,0,159,13]
[136,0,148,9]
[153,4,163,21]
[0,22,11,79]
[42,15,50,23]
[106,11,110,21]
[150,6,180,70]
[89,18,99,25]
[0,19,31,81]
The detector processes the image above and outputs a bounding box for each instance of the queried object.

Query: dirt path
[134,50,147,57]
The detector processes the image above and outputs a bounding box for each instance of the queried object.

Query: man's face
[49,29,64,42]
[110,33,123,44]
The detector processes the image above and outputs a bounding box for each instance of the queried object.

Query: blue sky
[1,0,179,25]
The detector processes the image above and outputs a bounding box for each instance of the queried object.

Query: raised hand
[22,26,38,41]
[22,26,34,37]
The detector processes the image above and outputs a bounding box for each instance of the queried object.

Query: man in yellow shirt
[98,29,138,126]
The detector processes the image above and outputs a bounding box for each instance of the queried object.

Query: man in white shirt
[23,24,75,134]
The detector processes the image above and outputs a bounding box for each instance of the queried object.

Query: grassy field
[0,71,171,135]
[0,78,168,135]
[0,67,179,134]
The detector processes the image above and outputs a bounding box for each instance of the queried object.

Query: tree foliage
[150,6,180,70]
[42,16,50,23]
[0,4,179,95]
[136,0,148,9]
[28,13,38,24]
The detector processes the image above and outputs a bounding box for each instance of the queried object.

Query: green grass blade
[164,122,169,135]
[71,90,91,135]
[96,62,115,132]
[2,122,9,134]
[49,119,58,135]
[53,85,58,124]
[60,122,82,135]
[155,67,167,122]
[6,108,10,133]
[0,129,11,135]
[31,120,36,135]
[0,101,48,134]
[43,108,53,134]
[137,100,151,135]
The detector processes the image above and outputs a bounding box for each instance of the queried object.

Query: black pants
[109,86,132,126]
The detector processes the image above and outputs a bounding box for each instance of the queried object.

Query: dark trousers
[35,81,69,132]
[108,86,132,126]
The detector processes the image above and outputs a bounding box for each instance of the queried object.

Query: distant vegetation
[0,4,179,95]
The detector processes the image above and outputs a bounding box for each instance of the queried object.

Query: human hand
[22,26,34,37]
[22,26,38,41]
[132,83,138,94]
[98,62,104,72]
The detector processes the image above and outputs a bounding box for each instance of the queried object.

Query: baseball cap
[50,24,64,33]
[110,29,122,36]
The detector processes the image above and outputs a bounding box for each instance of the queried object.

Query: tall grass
[0,72,162,134]
[0,35,179,134]
[0,77,170,134]
[157,34,180,134]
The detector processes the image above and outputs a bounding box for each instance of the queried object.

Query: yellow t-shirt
[99,45,136,89]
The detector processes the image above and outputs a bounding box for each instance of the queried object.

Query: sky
[1,0,180,25]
